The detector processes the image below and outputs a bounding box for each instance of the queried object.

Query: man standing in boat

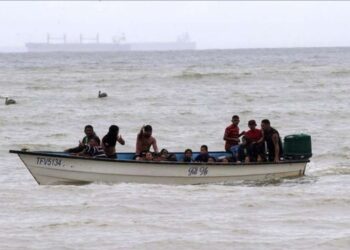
[260,119,283,163]
[223,115,245,160]
[135,125,159,157]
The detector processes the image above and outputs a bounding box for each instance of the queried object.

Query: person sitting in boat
[220,157,230,164]
[65,125,101,153]
[259,119,283,163]
[207,157,217,163]
[183,148,194,162]
[223,115,245,161]
[102,125,125,159]
[135,125,159,157]
[195,145,214,163]
[75,138,104,157]
[136,151,154,161]
[154,148,177,162]
[217,155,232,163]
[241,120,264,162]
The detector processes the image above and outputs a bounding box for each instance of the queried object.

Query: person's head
[208,157,215,163]
[160,148,169,158]
[231,115,240,126]
[89,138,98,147]
[261,119,271,131]
[108,125,119,136]
[143,125,153,138]
[200,145,208,155]
[248,120,257,130]
[184,149,193,158]
[84,125,94,137]
[145,151,153,161]
[222,158,229,164]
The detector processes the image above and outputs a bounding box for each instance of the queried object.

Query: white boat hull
[12,151,308,185]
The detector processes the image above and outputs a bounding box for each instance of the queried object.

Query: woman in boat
[102,125,125,159]
[135,125,159,157]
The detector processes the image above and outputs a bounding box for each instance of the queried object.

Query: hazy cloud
[0,1,349,50]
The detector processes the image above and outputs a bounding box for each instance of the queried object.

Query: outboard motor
[284,134,312,160]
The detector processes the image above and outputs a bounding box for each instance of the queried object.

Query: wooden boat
[9,150,309,185]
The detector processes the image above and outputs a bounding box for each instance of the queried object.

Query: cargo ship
[26,33,196,52]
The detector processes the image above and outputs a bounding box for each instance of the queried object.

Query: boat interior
[53,151,233,161]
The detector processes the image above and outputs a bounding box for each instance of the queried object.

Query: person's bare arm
[224,136,240,142]
[136,137,141,155]
[239,131,246,137]
[256,130,265,144]
[135,127,144,155]
[117,135,125,145]
[152,138,159,153]
[223,130,227,141]
[272,133,280,162]
[78,140,84,147]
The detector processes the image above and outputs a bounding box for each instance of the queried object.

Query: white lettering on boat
[188,166,208,176]
[36,157,62,167]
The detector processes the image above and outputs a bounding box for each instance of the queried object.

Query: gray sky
[0,1,350,50]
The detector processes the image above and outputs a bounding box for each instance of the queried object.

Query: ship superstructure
[26,33,196,52]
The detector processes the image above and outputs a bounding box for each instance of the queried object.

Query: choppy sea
[0,48,349,249]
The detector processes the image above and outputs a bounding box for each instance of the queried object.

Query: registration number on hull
[36,157,63,167]
[188,166,208,176]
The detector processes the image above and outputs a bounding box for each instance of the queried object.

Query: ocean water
[0,48,349,249]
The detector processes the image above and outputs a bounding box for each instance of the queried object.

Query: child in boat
[207,157,216,163]
[145,152,154,161]
[65,125,101,153]
[217,155,232,163]
[135,125,159,157]
[75,138,104,157]
[183,149,194,162]
[195,145,214,163]
[220,158,230,164]
[136,151,154,161]
[241,120,264,162]
[154,149,177,162]
[102,125,125,159]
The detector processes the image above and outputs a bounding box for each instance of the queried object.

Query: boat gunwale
[9,150,310,166]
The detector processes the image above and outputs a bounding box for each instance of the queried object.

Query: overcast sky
[0,1,349,50]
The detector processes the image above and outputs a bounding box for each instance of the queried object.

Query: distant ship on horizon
[26,33,196,52]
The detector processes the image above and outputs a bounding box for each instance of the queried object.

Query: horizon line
[1,45,350,53]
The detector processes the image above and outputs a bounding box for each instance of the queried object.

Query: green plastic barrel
[284,134,312,159]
